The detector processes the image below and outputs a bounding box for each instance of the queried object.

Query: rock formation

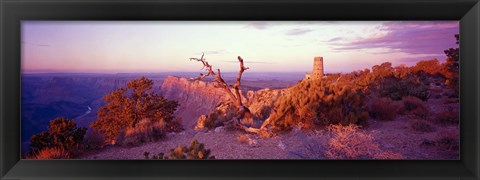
[160,75,228,129]
[160,75,286,131]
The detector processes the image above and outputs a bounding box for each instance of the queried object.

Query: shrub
[434,130,459,151]
[412,59,443,75]
[443,97,459,104]
[31,147,71,159]
[442,34,459,95]
[378,74,429,101]
[201,103,237,129]
[83,130,106,150]
[29,117,87,156]
[117,118,167,146]
[435,108,459,125]
[144,139,215,160]
[29,132,51,153]
[371,62,395,81]
[167,117,184,132]
[431,94,442,99]
[270,80,369,130]
[402,96,425,111]
[411,107,429,120]
[316,88,370,126]
[91,77,180,144]
[366,97,398,120]
[258,106,272,120]
[422,129,459,151]
[410,120,435,133]
[400,96,429,119]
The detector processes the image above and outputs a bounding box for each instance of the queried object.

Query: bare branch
[233,56,249,89]
[190,52,209,70]
[189,53,265,131]
[189,53,238,105]
[217,68,222,77]
[232,56,250,107]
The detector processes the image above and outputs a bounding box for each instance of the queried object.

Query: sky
[21,21,459,73]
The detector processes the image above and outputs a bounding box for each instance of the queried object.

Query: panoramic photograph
[21,21,459,160]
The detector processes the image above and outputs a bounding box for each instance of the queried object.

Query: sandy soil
[80,115,459,160]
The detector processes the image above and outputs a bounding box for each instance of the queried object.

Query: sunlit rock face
[161,75,289,130]
[160,76,228,129]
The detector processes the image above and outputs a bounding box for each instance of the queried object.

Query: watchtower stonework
[312,56,324,79]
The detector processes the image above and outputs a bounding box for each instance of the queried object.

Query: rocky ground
[80,114,459,160]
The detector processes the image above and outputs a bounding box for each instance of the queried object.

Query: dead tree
[189,53,266,134]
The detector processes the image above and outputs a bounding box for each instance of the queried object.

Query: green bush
[366,97,398,120]
[91,77,180,144]
[144,139,215,160]
[400,96,429,119]
[29,117,86,156]
[378,74,429,101]
[83,130,105,150]
[203,103,237,129]
[269,80,369,130]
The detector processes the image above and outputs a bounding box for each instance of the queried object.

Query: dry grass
[325,124,379,159]
[433,130,459,151]
[410,120,436,133]
[422,129,459,151]
[117,118,167,146]
[325,124,403,160]
[435,108,459,125]
[373,151,404,159]
[30,147,71,159]
[443,98,459,104]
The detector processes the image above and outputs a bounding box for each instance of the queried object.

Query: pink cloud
[329,21,459,55]
[326,37,344,42]
[396,55,446,64]
[245,22,270,30]
[204,50,227,55]
[286,28,312,36]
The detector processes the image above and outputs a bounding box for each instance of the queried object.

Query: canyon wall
[160,76,229,128]
[160,75,287,129]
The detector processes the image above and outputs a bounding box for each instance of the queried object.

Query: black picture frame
[1,0,479,179]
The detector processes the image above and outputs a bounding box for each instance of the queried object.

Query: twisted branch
[189,53,248,109]
[190,53,270,135]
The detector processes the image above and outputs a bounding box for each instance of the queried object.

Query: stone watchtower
[311,56,324,79]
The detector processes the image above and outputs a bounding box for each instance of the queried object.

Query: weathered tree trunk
[190,53,264,133]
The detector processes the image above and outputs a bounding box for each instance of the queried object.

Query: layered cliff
[160,76,229,128]
[160,75,286,129]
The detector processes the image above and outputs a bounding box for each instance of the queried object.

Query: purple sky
[22,21,459,73]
